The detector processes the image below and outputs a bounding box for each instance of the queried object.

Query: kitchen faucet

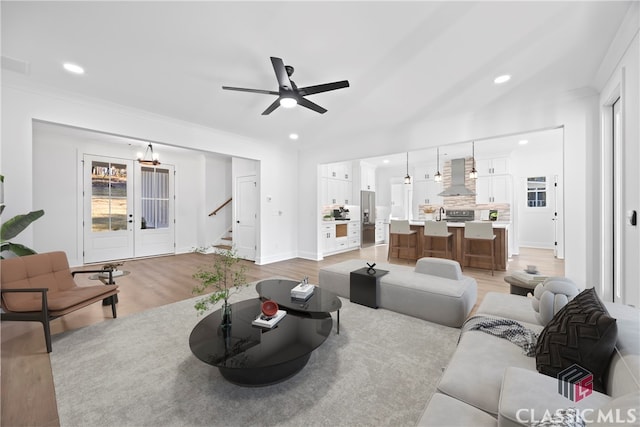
[437,207,445,221]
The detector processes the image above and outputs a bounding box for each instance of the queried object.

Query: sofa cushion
[438,321,543,415]
[415,257,463,280]
[498,367,611,427]
[587,391,640,426]
[535,288,618,393]
[417,392,497,427]
[477,292,541,325]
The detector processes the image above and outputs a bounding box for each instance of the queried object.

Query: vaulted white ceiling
[1,1,631,148]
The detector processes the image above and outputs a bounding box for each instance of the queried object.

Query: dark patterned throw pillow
[535,287,617,393]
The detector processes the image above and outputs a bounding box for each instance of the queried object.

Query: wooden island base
[388,224,508,271]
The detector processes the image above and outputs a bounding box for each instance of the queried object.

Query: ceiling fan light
[280,97,297,108]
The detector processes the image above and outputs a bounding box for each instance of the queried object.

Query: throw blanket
[461,315,539,357]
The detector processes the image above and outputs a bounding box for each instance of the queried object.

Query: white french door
[134,164,175,257]
[84,155,175,263]
[84,156,135,263]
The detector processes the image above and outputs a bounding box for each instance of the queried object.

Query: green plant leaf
[1,242,37,256]
[1,209,44,240]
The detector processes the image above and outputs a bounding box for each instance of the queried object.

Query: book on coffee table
[290,282,315,300]
[252,310,287,328]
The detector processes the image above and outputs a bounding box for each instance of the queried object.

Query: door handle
[237,220,240,223]
[128,220,133,223]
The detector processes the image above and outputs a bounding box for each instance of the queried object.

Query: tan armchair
[0,251,119,352]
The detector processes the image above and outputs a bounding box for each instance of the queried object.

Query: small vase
[221,301,232,328]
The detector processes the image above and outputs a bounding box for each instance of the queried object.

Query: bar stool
[462,222,496,276]
[387,220,417,261]
[422,221,453,259]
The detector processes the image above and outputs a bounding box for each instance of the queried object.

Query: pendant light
[434,147,442,182]
[404,152,411,184]
[469,141,478,179]
[137,143,161,165]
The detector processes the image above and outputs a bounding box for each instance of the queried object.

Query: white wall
[1,80,299,266]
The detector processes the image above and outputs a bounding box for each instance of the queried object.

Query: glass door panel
[84,156,134,263]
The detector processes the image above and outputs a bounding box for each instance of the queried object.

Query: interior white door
[234,175,257,260]
[134,164,175,257]
[84,155,134,263]
[552,175,559,258]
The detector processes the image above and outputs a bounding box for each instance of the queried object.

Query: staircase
[216,231,233,251]
[197,228,233,254]
[198,198,234,254]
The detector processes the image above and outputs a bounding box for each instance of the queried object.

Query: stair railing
[209,198,232,216]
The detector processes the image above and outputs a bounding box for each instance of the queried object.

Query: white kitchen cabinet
[375,220,385,243]
[322,221,360,255]
[361,162,376,191]
[476,174,512,204]
[348,221,360,248]
[413,164,438,181]
[323,161,354,205]
[321,224,336,253]
[412,180,443,217]
[325,178,353,205]
[476,157,510,176]
[419,180,443,205]
[327,162,353,181]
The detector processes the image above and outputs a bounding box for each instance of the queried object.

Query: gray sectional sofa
[318,257,477,327]
[419,291,640,426]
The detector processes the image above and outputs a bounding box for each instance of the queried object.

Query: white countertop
[409,220,510,229]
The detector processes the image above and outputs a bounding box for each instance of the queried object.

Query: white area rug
[50,286,459,427]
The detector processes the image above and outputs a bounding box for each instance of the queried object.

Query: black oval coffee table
[189,298,332,386]
[256,278,342,333]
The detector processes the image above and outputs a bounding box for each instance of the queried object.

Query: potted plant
[0,174,45,258]
[192,249,249,326]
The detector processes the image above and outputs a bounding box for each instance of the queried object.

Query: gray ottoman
[319,258,477,327]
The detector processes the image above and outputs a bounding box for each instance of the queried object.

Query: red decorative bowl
[261,300,279,317]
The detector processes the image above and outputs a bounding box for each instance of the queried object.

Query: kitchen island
[388,221,509,271]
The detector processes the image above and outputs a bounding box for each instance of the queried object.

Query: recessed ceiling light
[519,139,528,145]
[493,74,511,84]
[289,133,299,140]
[63,62,84,74]
[383,159,390,164]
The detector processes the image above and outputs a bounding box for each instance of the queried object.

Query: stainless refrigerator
[361,190,376,247]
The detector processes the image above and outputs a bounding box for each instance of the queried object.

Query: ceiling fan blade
[270,57,293,90]
[261,98,281,115]
[222,86,279,95]
[297,97,327,114]
[297,80,350,96]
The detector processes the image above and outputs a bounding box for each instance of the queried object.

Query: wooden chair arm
[0,287,49,294]
[0,288,49,313]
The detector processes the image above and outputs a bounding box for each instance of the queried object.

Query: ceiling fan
[222,57,349,115]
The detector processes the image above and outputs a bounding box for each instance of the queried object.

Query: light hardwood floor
[0,246,563,427]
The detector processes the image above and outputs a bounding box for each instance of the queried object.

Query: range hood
[438,158,476,197]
